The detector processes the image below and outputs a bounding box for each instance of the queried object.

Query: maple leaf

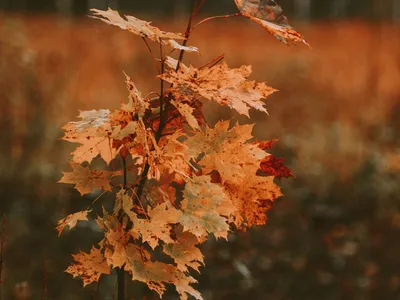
[225,174,282,229]
[90,8,198,53]
[170,100,199,130]
[56,210,89,236]
[123,244,202,300]
[160,62,276,117]
[179,175,234,240]
[234,0,309,46]
[65,246,110,287]
[122,73,150,117]
[116,189,182,249]
[62,110,119,164]
[58,163,113,195]
[260,155,295,179]
[147,132,192,181]
[185,121,266,183]
[163,227,204,273]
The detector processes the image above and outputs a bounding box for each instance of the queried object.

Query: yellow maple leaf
[65,246,110,287]
[56,210,89,236]
[160,62,275,117]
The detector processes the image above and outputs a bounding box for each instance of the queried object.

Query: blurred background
[1,0,400,299]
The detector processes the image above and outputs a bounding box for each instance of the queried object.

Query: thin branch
[159,42,165,121]
[41,251,47,300]
[142,38,161,74]
[199,53,225,70]
[0,215,6,300]
[191,13,242,33]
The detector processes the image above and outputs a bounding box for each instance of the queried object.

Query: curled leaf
[56,210,89,236]
[234,0,309,46]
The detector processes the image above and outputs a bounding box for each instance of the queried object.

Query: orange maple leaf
[56,210,90,236]
[58,163,113,195]
[66,246,110,287]
[160,62,276,117]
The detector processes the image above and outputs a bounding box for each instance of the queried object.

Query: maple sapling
[57,1,307,299]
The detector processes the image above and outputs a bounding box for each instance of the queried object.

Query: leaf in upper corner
[160,62,276,117]
[234,0,309,46]
[185,121,266,183]
[163,227,204,273]
[179,175,234,240]
[58,163,112,195]
[56,210,89,236]
[65,246,110,287]
[90,8,184,44]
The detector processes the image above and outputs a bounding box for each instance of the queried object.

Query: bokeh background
[1,0,400,299]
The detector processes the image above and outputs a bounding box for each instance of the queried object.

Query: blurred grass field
[0,14,400,299]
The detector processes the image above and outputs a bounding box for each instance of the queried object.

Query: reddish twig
[191,13,242,32]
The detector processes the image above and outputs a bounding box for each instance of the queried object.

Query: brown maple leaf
[56,210,89,236]
[58,163,113,195]
[66,246,110,287]
[234,0,309,46]
[160,62,275,117]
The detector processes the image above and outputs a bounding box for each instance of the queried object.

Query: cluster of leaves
[57,1,304,299]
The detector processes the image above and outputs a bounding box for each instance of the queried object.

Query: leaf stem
[191,13,242,32]
[142,37,161,74]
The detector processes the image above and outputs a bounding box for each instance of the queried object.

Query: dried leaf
[163,228,204,272]
[165,56,189,71]
[56,210,89,236]
[160,62,275,117]
[225,175,282,229]
[65,246,110,287]
[58,163,113,195]
[179,175,233,240]
[185,121,266,183]
[170,100,200,130]
[234,0,309,46]
[167,40,199,53]
[90,8,184,44]
[123,244,202,300]
[62,111,117,164]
